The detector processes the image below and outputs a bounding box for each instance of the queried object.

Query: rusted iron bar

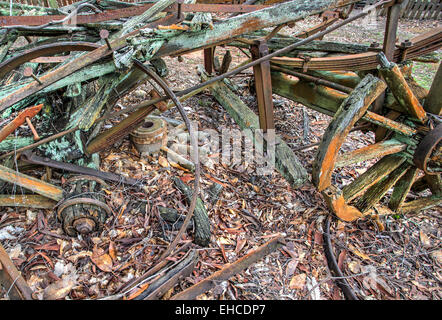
[25,117,40,141]
[0,243,34,300]
[132,60,201,270]
[323,216,358,300]
[0,104,42,143]
[0,4,270,27]
[251,40,275,132]
[0,163,64,201]
[171,236,283,300]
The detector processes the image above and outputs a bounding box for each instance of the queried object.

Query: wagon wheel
[0,42,100,86]
[312,71,441,222]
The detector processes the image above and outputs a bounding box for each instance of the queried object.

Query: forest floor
[0,12,440,300]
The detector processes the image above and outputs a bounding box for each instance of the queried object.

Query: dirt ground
[0,12,441,300]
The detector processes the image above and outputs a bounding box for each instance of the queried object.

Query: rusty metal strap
[413,123,442,174]
[20,150,139,186]
[0,4,270,27]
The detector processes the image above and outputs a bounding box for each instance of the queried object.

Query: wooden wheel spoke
[388,167,419,211]
[399,195,442,214]
[335,139,406,168]
[354,161,411,213]
[312,74,387,191]
[343,155,406,202]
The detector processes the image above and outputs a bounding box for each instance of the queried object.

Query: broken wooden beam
[170,236,283,300]
[0,243,34,300]
[378,52,427,123]
[0,194,56,209]
[0,164,64,201]
[172,176,211,247]
[202,72,308,188]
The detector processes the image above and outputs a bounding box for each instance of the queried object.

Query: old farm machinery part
[57,175,111,236]
[130,116,168,155]
[309,52,441,222]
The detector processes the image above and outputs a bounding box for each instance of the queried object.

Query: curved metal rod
[0,42,100,79]
[133,60,200,261]
[323,215,359,300]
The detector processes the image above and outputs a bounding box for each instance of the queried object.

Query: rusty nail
[25,117,40,141]
[100,29,112,51]
[23,67,42,85]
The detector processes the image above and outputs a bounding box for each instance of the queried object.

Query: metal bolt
[177,0,184,18]
[23,67,42,85]
[100,29,112,51]
[73,218,96,234]
[401,39,412,48]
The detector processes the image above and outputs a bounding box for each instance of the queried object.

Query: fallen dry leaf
[91,248,113,272]
[289,273,307,290]
[109,241,117,261]
[285,259,299,277]
[419,230,431,248]
[43,277,76,300]
[348,244,372,261]
[158,156,169,168]
[66,251,92,263]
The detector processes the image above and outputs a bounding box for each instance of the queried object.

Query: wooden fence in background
[357,0,441,20]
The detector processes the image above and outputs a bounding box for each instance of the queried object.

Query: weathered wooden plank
[171,236,283,300]
[0,163,64,201]
[378,53,427,123]
[0,194,56,209]
[335,139,407,168]
[355,161,410,213]
[271,71,346,116]
[154,0,360,57]
[0,243,33,300]
[399,195,442,214]
[388,166,419,211]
